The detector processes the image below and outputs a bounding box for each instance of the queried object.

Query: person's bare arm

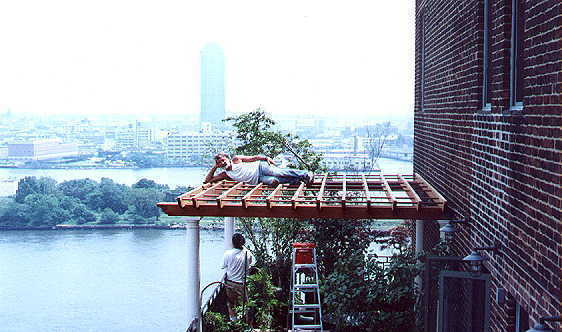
[204,164,230,183]
[234,155,276,166]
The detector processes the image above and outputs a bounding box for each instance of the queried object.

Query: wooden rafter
[397,174,421,210]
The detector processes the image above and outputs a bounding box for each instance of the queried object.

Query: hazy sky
[0,0,414,118]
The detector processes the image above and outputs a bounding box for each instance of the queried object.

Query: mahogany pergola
[157,173,447,220]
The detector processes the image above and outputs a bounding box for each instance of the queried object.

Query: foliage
[130,188,164,221]
[24,194,71,226]
[57,178,97,201]
[126,152,166,168]
[203,312,250,332]
[15,176,58,203]
[99,208,119,224]
[0,202,31,226]
[225,108,324,172]
[321,225,421,331]
[86,178,130,214]
[1,176,175,228]
[245,269,283,329]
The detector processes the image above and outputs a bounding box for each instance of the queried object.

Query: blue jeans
[258,162,308,185]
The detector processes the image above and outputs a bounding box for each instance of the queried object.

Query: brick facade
[414,0,560,331]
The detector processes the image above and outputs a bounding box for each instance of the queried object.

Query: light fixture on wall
[439,219,468,242]
[526,316,562,332]
[462,245,499,274]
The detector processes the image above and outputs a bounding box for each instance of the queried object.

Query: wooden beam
[361,174,372,209]
[316,174,328,209]
[157,202,445,220]
[216,182,245,208]
[177,183,212,208]
[415,173,447,211]
[397,175,422,210]
[380,174,397,211]
[341,174,347,209]
[266,184,284,209]
[241,183,263,209]
[291,182,305,210]
[191,181,226,208]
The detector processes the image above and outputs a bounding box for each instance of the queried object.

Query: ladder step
[293,324,322,329]
[293,304,321,309]
[294,284,319,289]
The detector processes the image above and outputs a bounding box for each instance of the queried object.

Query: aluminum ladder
[290,243,323,331]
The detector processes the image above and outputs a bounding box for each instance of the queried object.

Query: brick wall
[414,0,561,331]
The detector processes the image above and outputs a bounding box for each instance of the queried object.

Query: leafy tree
[225,108,324,172]
[15,176,58,203]
[164,185,192,201]
[57,178,98,202]
[130,187,164,221]
[0,202,31,226]
[99,208,119,224]
[86,178,130,214]
[24,194,71,226]
[132,178,169,191]
[126,152,165,168]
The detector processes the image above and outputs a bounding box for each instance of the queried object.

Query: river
[0,158,412,196]
[0,159,412,331]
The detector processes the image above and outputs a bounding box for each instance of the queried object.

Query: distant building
[8,139,79,161]
[114,121,153,151]
[200,43,226,130]
[321,152,375,171]
[414,0,560,330]
[166,131,232,162]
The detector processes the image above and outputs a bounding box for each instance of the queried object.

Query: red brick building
[414,0,560,331]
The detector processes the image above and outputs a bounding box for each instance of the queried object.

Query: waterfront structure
[165,131,232,162]
[200,43,226,130]
[7,139,79,161]
[414,0,560,330]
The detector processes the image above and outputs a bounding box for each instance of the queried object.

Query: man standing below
[222,233,254,321]
[205,153,313,186]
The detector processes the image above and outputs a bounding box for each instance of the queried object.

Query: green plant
[245,269,283,329]
[203,312,250,332]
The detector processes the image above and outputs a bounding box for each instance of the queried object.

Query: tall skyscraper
[200,43,225,129]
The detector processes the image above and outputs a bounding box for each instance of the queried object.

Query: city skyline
[0,1,414,118]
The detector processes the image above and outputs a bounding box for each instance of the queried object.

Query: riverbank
[0,222,225,231]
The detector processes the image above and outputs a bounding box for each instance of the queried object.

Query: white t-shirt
[222,248,255,283]
[222,162,260,184]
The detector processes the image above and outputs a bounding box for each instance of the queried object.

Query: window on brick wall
[514,302,529,331]
[420,11,426,112]
[482,0,492,111]
[509,0,524,110]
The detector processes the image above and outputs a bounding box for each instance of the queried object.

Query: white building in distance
[166,131,233,162]
[8,139,79,161]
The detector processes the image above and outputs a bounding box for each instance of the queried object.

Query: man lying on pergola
[205,153,313,187]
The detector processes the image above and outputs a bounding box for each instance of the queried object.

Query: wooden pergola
[157,173,447,220]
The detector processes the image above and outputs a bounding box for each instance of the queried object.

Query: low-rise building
[8,139,79,161]
[166,131,233,162]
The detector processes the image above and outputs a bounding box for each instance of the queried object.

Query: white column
[415,219,424,255]
[185,217,201,332]
[224,217,235,251]
[415,219,424,292]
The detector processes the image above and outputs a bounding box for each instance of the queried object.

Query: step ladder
[290,243,323,331]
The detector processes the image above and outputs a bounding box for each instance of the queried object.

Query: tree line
[0,176,190,227]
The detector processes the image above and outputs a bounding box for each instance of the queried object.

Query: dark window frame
[482,0,492,111]
[509,0,524,111]
[420,11,426,112]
